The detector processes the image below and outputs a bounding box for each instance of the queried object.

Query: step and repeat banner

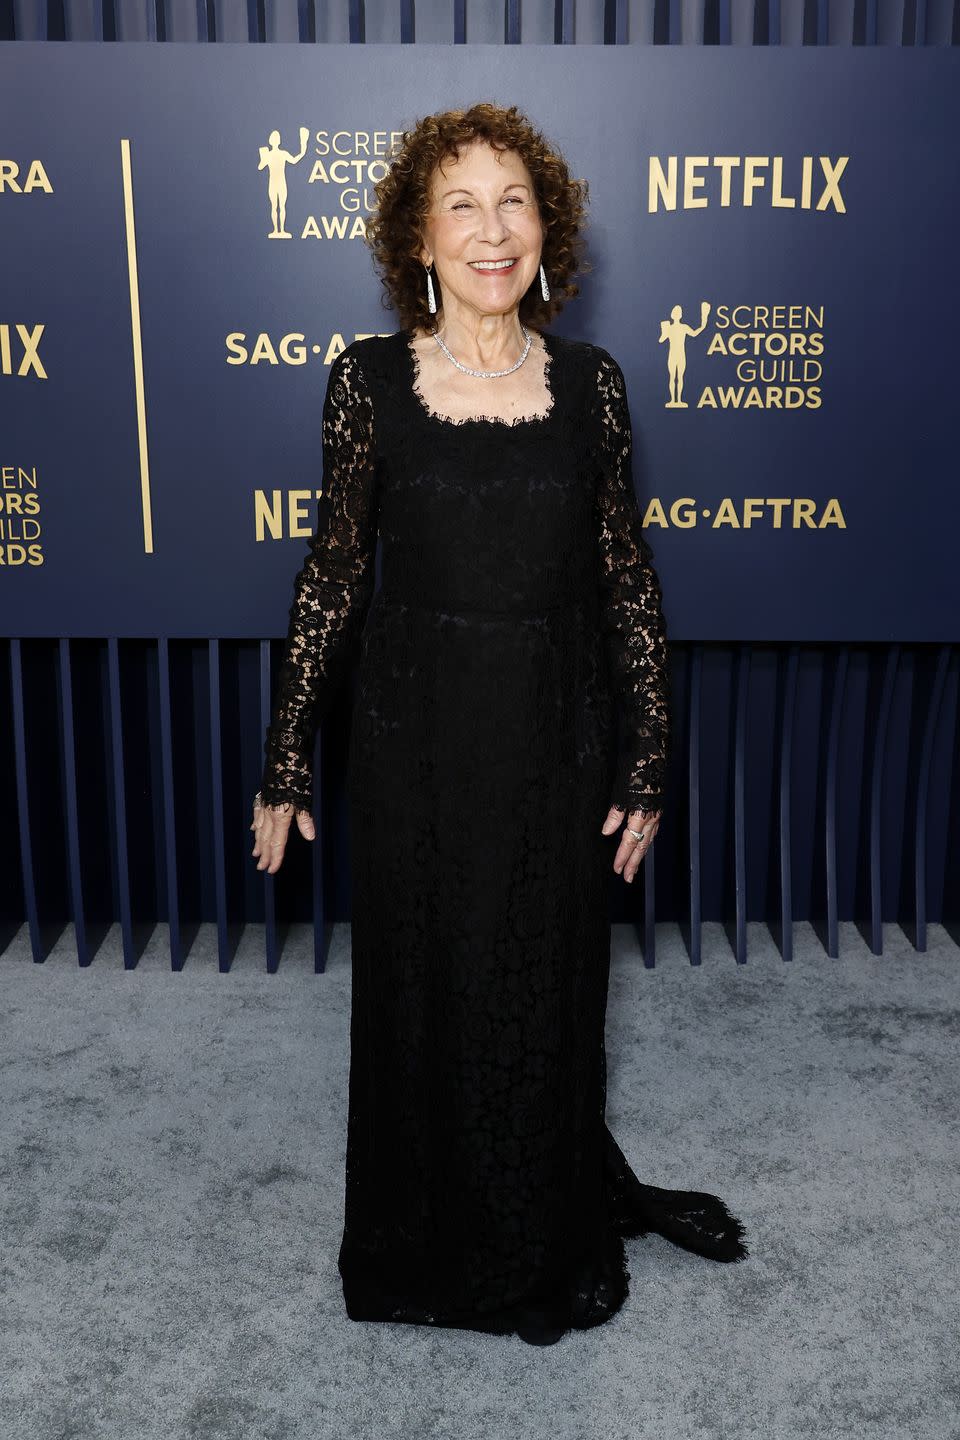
[1,44,956,639]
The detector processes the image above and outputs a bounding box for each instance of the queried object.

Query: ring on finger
[626,826,646,842]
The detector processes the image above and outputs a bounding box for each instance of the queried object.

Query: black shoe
[517,1320,567,1345]
[516,1306,568,1345]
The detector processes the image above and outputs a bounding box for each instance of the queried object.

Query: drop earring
[426,263,437,315]
[539,262,550,302]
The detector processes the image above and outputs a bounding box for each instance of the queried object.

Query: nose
[475,201,511,245]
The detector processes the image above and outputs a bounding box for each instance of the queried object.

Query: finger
[622,819,659,882]
[296,809,316,842]
[601,805,625,835]
[614,810,654,880]
[254,807,292,871]
[259,819,289,874]
[612,807,646,867]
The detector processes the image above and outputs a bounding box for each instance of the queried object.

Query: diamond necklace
[433,323,533,379]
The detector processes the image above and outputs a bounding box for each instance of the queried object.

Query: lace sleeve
[594,350,670,816]
[258,347,380,813]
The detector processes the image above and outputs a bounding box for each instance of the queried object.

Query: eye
[450,197,524,210]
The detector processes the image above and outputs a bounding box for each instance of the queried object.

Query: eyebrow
[441,184,531,199]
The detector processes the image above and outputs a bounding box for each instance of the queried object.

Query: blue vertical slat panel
[730,643,749,964]
[774,644,799,963]
[363,0,400,39]
[715,0,733,43]
[457,0,500,39]
[259,638,281,972]
[678,0,704,43]
[913,645,951,950]
[160,0,207,39]
[884,645,914,939]
[107,637,140,968]
[926,0,957,42]
[792,649,825,935]
[685,644,703,966]
[506,0,520,41]
[840,647,870,934]
[144,641,167,936]
[62,0,103,38]
[409,0,457,40]
[877,0,905,42]
[822,647,848,959]
[114,0,159,38]
[780,0,807,41]
[866,646,900,954]
[56,639,90,966]
[209,638,236,969]
[903,0,924,41]
[13,0,48,37]
[610,0,629,43]
[829,0,858,42]
[10,640,44,961]
[399,0,414,40]
[348,0,363,41]
[237,641,264,937]
[938,653,960,938]
[158,638,185,970]
[556,0,575,43]
[730,0,757,42]
[312,0,351,40]
[768,0,782,43]
[263,0,302,40]
[863,0,880,42]
[211,0,253,40]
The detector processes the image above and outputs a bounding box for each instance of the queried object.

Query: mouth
[468,258,520,274]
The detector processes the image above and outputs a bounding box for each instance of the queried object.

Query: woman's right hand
[250,792,316,875]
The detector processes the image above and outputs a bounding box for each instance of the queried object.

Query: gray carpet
[1,920,957,1440]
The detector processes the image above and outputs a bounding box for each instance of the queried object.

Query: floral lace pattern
[259,330,747,1339]
[259,349,379,813]
[592,352,671,816]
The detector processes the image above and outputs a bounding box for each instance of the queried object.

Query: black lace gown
[259,327,748,1337]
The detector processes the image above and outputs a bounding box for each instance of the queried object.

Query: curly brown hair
[364,102,591,335]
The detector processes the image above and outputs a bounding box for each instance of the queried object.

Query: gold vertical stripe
[120,138,153,555]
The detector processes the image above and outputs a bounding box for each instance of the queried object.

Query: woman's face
[418,139,546,323]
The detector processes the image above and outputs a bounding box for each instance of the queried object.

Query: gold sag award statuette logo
[259,128,310,238]
[659,303,710,408]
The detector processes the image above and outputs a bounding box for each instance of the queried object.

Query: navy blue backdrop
[1,45,957,639]
[1,19,957,967]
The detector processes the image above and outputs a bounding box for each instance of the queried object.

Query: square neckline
[403,326,557,430]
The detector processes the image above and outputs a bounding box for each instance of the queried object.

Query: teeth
[469,259,517,270]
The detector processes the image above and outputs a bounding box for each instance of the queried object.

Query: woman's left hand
[601,806,661,883]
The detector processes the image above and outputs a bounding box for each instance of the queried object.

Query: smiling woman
[399,141,556,422]
[254,101,748,1348]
